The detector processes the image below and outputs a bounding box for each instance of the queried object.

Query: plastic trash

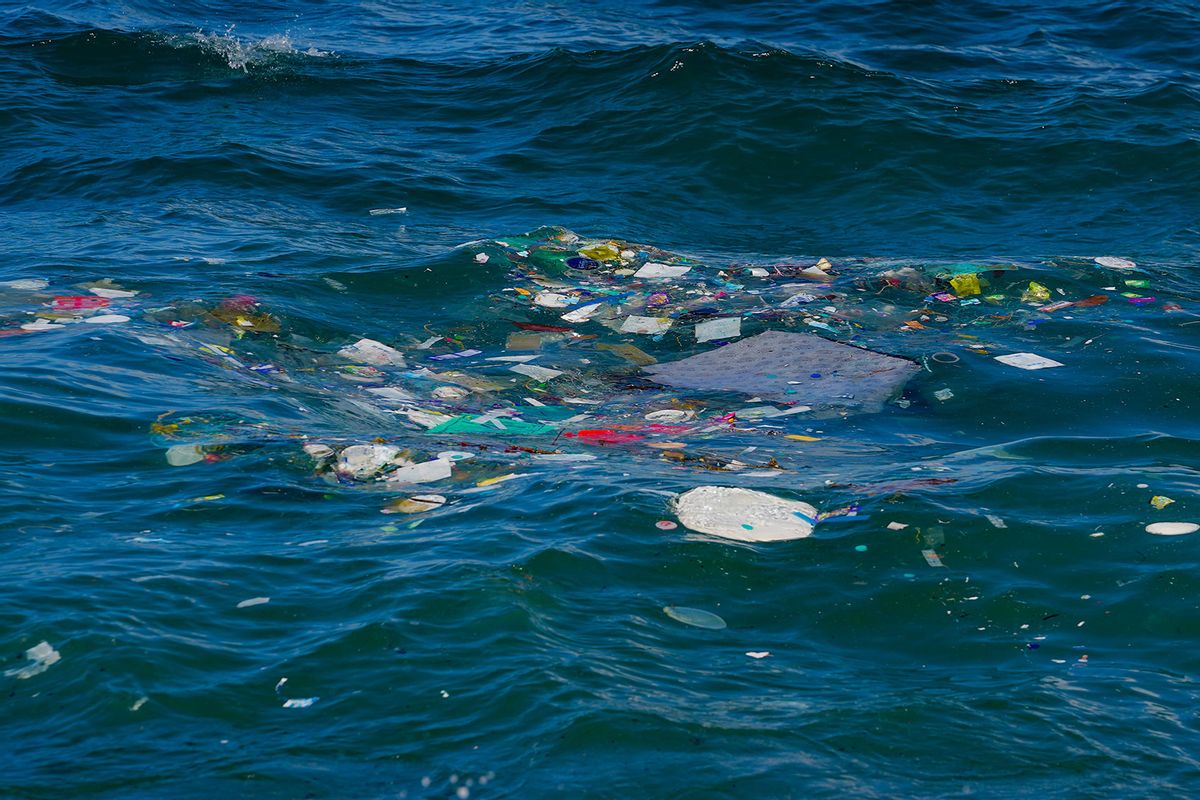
[282,697,318,708]
[383,494,446,514]
[336,444,403,479]
[921,549,945,567]
[620,315,672,334]
[949,273,981,296]
[385,458,453,484]
[337,338,407,367]
[236,597,270,608]
[5,641,61,679]
[1021,282,1051,303]
[644,331,917,413]
[1146,522,1198,536]
[1,278,48,290]
[694,316,742,343]
[1150,496,1175,510]
[1095,256,1136,269]
[663,606,727,629]
[509,363,563,381]
[994,352,1063,370]
[165,444,206,466]
[634,263,691,279]
[673,486,817,542]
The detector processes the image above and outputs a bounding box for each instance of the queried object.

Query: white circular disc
[1146,522,1198,536]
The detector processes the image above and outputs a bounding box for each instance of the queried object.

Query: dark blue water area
[2,1,1200,798]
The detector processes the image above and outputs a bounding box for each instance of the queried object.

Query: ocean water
[2,1,1200,798]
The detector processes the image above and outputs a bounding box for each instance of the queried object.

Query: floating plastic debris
[994,352,1064,370]
[663,606,727,629]
[644,331,917,413]
[695,316,742,343]
[673,486,817,542]
[1150,495,1174,510]
[165,444,205,467]
[384,494,447,514]
[1146,522,1198,536]
[1094,256,1136,269]
[337,338,407,367]
[236,597,270,608]
[5,641,61,679]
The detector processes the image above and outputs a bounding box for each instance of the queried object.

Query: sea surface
[2,1,1200,798]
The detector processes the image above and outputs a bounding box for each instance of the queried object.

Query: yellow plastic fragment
[785,435,822,442]
[949,273,981,296]
[1021,281,1051,303]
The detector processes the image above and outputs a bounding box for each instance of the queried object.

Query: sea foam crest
[185,26,333,72]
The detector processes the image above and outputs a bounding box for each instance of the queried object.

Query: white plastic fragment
[1146,522,1199,536]
[5,641,61,679]
[1094,256,1136,269]
[921,549,945,567]
[337,338,407,367]
[994,352,1064,370]
[282,698,318,708]
[303,444,335,460]
[695,316,742,343]
[88,287,138,298]
[673,486,817,542]
[1,278,48,290]
[433,385,470,400]
[560,302,603,323]
[986,514,1007,528]
[620,315,672,334]
[644,409,693,422]
[385,458,453,484]
[887,521,908,530]
[165,444,205,467]
[237,597,270,608]
[746,651,771,659]
[533,291,573,308]
[663,606,726,629]
[337,444,402,479]
[19,319,64,332]
[83,314,131,324]
[634,262,690,279]
[474,253,489,264]
[509,363,563,381]
[368,207,406,215]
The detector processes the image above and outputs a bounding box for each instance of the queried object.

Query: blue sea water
[2,1,1200,797]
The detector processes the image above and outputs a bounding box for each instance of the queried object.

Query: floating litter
[165,444,205,467]
[994,352,1064,370]
[1146,522,1198,536]
[384,494,447,514]
[5,641,61,679]
[663,606,726,629]
[236,597,270,608]
[655,520,678,530]
[282,697,318,708]
[746,651,771,659]
[673,486,816,542]
[1094,256,1136,269]
[83,314,131,324]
